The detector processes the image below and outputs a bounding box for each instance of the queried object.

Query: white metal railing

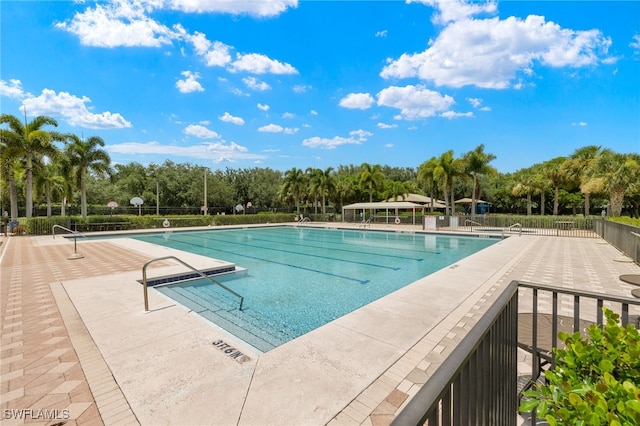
[52,225,85,259]
[141,256,244,312]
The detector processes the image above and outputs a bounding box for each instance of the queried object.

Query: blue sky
[1,0,639,174]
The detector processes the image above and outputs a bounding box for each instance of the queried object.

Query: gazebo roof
[386,193,446,208]
[342,202,425,210]
[454,198,491,205]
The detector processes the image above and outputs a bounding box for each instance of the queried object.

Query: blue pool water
[132,226,498,351]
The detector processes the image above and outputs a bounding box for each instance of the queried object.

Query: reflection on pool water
[133,226,498,351]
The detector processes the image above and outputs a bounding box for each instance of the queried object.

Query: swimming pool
[132,226,498,351]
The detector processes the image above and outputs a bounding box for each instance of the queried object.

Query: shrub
[520,308,640,425]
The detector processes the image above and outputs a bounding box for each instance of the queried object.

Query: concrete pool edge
[55,230,538,425]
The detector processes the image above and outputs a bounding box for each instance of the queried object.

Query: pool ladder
[142,256,244,312]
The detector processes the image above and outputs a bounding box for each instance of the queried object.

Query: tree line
[1,113,639,220]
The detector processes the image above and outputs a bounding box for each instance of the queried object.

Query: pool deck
[1,223,639,425]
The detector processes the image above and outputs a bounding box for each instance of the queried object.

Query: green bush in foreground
[520,308,640,425]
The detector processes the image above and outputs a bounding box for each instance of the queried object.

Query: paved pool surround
[1,223,639,425]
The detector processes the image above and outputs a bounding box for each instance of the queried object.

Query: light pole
[203,168,208,215]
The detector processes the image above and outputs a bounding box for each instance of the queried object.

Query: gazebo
[341,201,425,225]
[455,198,492,214]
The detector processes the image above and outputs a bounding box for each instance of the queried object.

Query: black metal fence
[391,280,640,425]
[594,219,640,263]
[516,281,640,424]
[436,215,599,238]
[391,281,519,425]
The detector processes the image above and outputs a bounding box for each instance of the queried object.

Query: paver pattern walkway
[0,237,165,425]
[1,227,639,426]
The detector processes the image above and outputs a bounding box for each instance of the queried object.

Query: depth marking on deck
[212,339,251,363]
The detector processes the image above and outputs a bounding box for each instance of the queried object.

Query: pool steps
[142,265,241,287]
[157,280,289,352]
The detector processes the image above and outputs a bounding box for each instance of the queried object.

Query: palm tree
[331,174,356,215]
[358,163,384,203]
[0,113,62,218]
[306,167,322,214]
[384,180,413,201]
[417,157,439,212]
[542,157,570,216]
[583,150,640,217]
[463,144,496,215]
[433,150,464,216]
[561,145,602,216]
[35,161,66,218]
[311,167,335,215]
[511,168,540,216]
[281,167,306,215]
[63,134,111,219]
[0,137,20,219]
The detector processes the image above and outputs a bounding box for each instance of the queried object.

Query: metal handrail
[359,218,372,229]
[507,223,522,236]
[295,216,311,227]
[52,224,85,258]
[465,219,481,232]
[142,256,244,312]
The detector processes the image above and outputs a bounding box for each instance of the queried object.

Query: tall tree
[358,163,384,203]
[511,168,540,216]
[417,157,439,212]
[63,134,111,219]
[310,167,335,215]
[433,150,463,215]
[0,137,20,219]
[281,167,306,215]
[0,114,61,218]
[34,161,66,218]
[583,150,640,217]
[542,157,569,216]
[463,144,497,215]
[562,145,602,216]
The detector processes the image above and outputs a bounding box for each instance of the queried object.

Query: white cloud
[259,124,282,133]
[55,1,178,48]
[0,79,29,99]
[467,97,491,111]
[219,112,245,125]
[176,71,204,93]
[349,129,373,141]
[339,92,375,110]
[384,143,394,148]
[282,112,295,119]
[440,111,474,119]
[572,121,588,127]
[302,136,362,150]
[409,0,498,25]
[187,34,233,67]
[258,123,297,134]
[165,0,298,17]
[377,85,455,120]
[631,34,640,58]
[21,89,131,129]
[375,30,388,38]
[467,97,482,108]
[377,122,398,129]
[310,110,318,115]
[107,140,265,163]
[231,53,298,75]
[184,124,220,139]
[381,12,614,89]
[293,84,311,93]
[257,103,270,111]
[242,76,271,91]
